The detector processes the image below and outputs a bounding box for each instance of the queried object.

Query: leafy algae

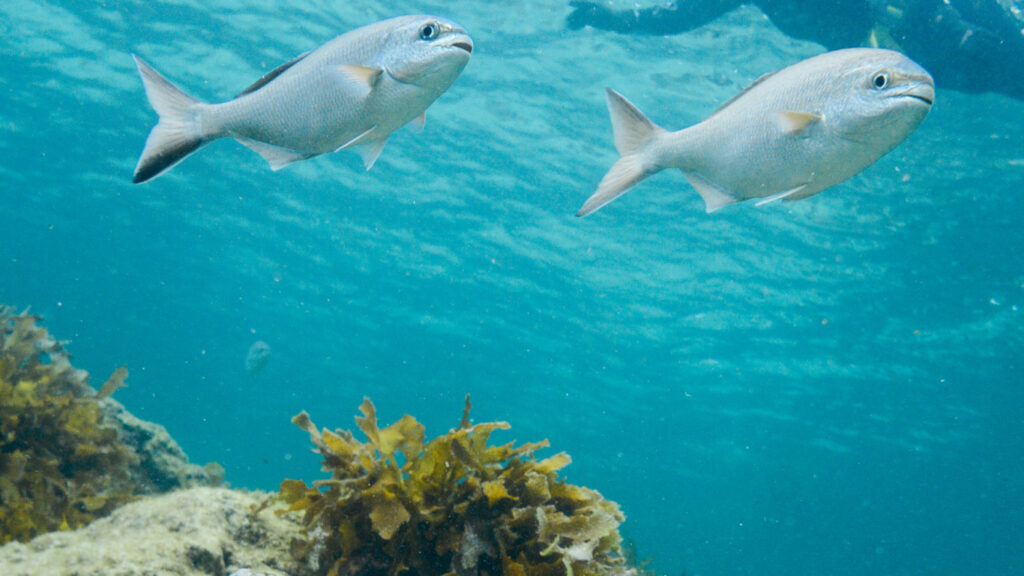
[280,396,631,576]
[0,306,221,543]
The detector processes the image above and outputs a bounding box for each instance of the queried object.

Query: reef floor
[0,486,303,576]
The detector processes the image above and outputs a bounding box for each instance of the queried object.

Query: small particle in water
[245,341,271,375]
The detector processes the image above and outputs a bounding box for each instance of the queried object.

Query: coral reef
[0,306,221,544]
[279,396,629,576]
[0,486,302,576]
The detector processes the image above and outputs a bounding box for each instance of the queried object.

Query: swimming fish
[132,15,473,183]
[245,341,271,376]
[577,48,934,216]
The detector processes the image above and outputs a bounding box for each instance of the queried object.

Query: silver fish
[132,15,473,183]
[577,48,934,216]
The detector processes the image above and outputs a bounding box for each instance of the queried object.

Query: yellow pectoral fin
[777,111,823,136]
[339,65,383,89]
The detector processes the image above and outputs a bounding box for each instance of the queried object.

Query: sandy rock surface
[0,487,303,576]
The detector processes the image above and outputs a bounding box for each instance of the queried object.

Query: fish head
[832,49,934,147]
[379,15,473,89]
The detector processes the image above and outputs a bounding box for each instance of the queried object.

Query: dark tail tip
[132,138,203,184]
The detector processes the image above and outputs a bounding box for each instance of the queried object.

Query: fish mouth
[906,93,933,106]
[901,83,935,106]
[453,41,473,54]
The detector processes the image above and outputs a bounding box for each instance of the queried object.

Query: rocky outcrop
[0,487,303,576]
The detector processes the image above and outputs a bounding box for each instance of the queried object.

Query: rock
[102,398,225,491]
[0,487,303,576]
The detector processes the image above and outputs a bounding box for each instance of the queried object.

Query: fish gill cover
[278,396,630,576]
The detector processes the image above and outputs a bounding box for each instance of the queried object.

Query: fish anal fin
[236,137,311,170]
[777,111,823,135]
[755,184,809,207]
[237,51,310,98]
[683,172,738,213]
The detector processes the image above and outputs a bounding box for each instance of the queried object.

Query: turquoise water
[2,1,1023,575]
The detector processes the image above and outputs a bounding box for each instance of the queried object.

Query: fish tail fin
[132,55,212,183]
[576,155,646,217]
[577,88,665,217]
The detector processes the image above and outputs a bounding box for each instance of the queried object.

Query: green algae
[0,307,138,542]
[279,396,630,576]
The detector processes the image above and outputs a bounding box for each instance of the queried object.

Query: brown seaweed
[0,307,138,542]
[279,395,630,576]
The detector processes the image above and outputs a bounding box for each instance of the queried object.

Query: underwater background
[2,0,1022,575]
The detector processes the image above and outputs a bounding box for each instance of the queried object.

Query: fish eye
[872,72,889,90]
[419,23,439,41]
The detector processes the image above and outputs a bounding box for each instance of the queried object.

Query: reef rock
[102,397,224,491]
[0,487,303,576]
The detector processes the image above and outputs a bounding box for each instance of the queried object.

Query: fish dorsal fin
[236,51,310,98]
[754,184,809,207]
[339,65,383,92]
[776,111,823,135]
[708,70,778,118]
[683,172,738,213]
[335,126,386,170]
[236,137,311,170]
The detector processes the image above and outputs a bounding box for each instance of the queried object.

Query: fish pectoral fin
[755,184,809,207]
[338,64,383,95]
[683,172,738,213]
[236,137,311,170]
[776,111,823,136]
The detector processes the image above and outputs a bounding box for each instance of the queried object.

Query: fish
[576,48,934,216]
[245,341,271,376]
[132,15,473,183]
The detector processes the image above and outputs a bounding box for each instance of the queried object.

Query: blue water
[2,1,1023,575]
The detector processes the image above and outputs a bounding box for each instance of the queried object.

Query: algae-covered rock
[280,396,632,576]
[0,486,303,576]
[0,306,222,543]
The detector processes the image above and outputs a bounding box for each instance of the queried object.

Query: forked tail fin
[576,88,665,217]
[132,55,210,183]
